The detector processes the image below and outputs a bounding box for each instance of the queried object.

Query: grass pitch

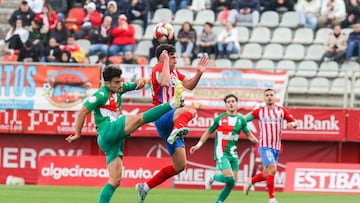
[0,185,359,203]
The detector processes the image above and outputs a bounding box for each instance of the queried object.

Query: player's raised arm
[65,105,90,143]
[182,55,209,90]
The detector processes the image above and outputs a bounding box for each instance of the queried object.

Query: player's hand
[197,55,209,73]
[65,134,81,143]
[135,78,146,89]
[286,122,297,129]
[189,146,199,154]
[159,50,169,63]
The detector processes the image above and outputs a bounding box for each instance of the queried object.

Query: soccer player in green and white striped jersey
[190,94,258,203]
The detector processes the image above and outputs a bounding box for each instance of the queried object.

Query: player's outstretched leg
[167,127,190,144]
[135,183,148,203]
[172,80,185,108]
[205,172,214,190]
[243,177,253,195]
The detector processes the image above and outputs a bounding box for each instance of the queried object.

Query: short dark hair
[223,94,238,103]
[205,22,213,28]
[155,44,176,60]
[265,88,275,93]
[103,65,122,82]
[24,40,32,48]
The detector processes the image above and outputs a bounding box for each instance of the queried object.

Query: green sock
[98,183,116,203]
[143,103,172,123]
[216,176,235,203]
[214,174,227,183]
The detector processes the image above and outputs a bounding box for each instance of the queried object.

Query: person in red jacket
[34,4,58,33]
[108,14,136,56]
[75,2,102,39]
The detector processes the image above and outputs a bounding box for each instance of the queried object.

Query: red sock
[266,175,275,199]
[251,173,265,184]
[146,165,178,189]
[174,111,193,129]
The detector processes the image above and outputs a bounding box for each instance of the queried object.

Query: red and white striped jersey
[151,63,186,105]
[249,105,295,150]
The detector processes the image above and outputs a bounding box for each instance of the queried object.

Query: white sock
[144,183,150,192]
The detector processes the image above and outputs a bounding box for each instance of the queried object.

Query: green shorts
[97,116,129,165]
[216,156,239,172]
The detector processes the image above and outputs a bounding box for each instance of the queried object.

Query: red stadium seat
[2,54,18,62]
[137,56,147,65]
[65,7,85,32]
[108,56,123,64]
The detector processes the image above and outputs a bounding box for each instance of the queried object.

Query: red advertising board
[0,134,95,184]
[37,156,172,188]
[0,106,352,142]
[346,109,360,141]
[284,162,360,194]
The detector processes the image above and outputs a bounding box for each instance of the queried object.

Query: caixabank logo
[42,70,91,108]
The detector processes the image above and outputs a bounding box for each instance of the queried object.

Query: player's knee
[225,176,235,187]
[109,178,121,187]
[185,108,197,119]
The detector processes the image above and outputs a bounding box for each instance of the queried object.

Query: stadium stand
[1,1,360,108]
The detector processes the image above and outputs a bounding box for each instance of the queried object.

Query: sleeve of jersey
[83,91,106,112]
[176,69,186,81]
[283,107,296,122]
[240,116,250,134]
[208,116,220,134]
[246,112,255,122]
[122,82,137,93]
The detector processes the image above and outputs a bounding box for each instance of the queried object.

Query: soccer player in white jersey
[190,94,258,203]
[244,89,297,203]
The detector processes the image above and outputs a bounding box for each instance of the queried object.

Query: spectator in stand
[42,37,62,62]
[149,0,168,15]
[60,50,77,63]
[96,53,113,65]
[264,0,295,13]
[83,0,107,15]
[341,0,360,28]
[175,21,197,60]
[28,19,47,55]
[211,0,232,14]
[216,21,240,59]
[169,0,190,16]
[114,0,131,16]
[60,34,86,63]
[46,0,68,21]
[88,16,112,57]
[296,0,321,31]
[319,24,347,64]
[104,1,120,28]
[346,21,360,60]
[228,0,260,28]
[196,22,217,58]
[122,50,139,64]
[108,14,136,56]
[34,4,59,33]
[27,0,44,14]
[8,1,35,27]
[18,40,42,62]
[318,0,346,28]
[5,18,29,53]
[75,2,102,39]
[189,0,211,11]
[50,21,69,45]
[149,21,176,60]
[127,0,149,31]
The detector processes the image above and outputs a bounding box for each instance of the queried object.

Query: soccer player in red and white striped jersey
[244,89,297,203]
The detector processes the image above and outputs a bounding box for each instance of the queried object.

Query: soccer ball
[154,22,174,43]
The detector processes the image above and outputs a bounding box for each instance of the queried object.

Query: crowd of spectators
[1,0,360,66]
